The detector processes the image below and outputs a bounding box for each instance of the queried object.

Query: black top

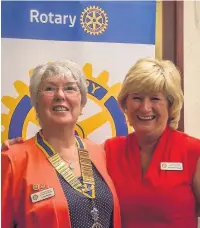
[58,164,114,228]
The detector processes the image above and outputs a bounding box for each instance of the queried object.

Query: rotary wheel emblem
[80,6,108,35]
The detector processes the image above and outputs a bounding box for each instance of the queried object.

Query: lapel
[32,143,71,228]
[85,139,114,188]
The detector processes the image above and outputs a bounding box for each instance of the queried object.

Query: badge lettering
[160,162,183,171]
[31,187,55,203]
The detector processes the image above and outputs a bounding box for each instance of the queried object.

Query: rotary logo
[1,63,131,143]
[80,6,108,35]
[161,163,167,169]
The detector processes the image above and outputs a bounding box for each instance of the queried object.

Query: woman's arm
[193,157,200,215]
[2,152,15,227]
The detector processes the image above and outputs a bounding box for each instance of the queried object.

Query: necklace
[64,146,77,170]
[67,161,74,170]
[35,131,103,228]
[65,160,75,170]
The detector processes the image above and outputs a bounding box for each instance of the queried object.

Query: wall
[184,1,200,139]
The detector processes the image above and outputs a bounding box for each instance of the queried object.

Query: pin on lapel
[32,184,47,191]
[32,184,39,191]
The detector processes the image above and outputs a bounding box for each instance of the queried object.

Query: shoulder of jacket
[83,138,99,146]
[105,135,128,147]
[2,137,35,160]
[83,138,105,152]
[173,130,200,146]
[173,130,200,157]
[185,134,200,153]
[82,138,106,162]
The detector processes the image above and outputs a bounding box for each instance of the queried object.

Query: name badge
[160,162,183,171]
[31,187,55,203]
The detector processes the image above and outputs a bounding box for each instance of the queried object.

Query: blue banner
[2,1,156,44]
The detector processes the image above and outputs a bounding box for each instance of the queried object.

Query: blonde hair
[118,58,184,129]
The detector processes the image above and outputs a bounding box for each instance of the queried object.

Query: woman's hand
[1,137,24,151]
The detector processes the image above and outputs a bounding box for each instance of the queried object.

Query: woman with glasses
[1,60,121,228]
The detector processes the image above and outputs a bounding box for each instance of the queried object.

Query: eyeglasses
[39,84,80,96]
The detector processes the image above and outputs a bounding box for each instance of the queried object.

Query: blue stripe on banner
[9,95,32,139]
[2,1,156,44]
[104,97,128,136]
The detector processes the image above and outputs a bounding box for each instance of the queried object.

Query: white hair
[29,59,88,111]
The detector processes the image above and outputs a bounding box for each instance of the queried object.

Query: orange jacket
[2,137,121,228]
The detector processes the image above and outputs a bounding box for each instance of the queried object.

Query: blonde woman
[105,58,200,228]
